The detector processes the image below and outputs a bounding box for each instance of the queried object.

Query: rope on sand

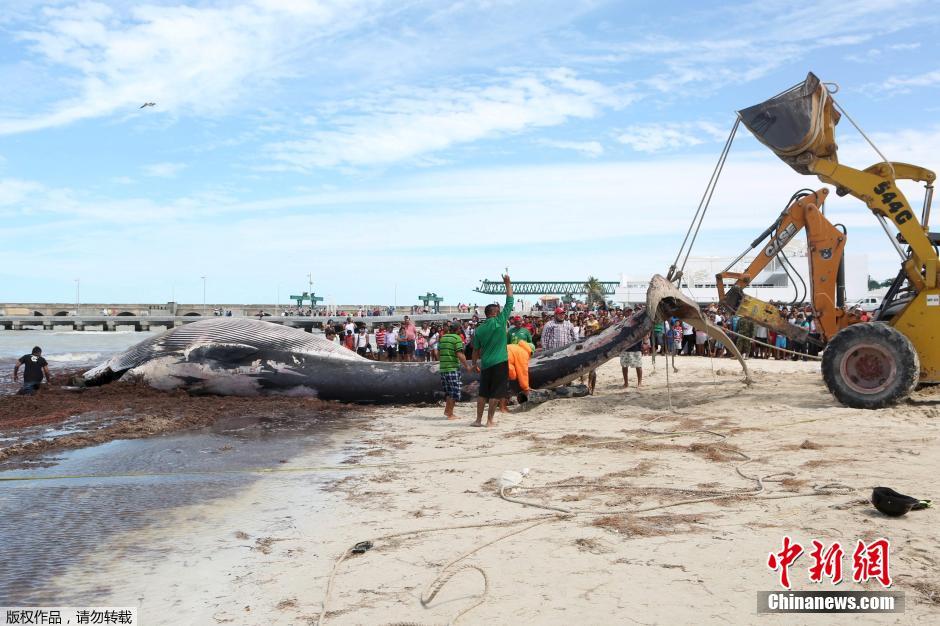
[498,458,853,517]
[314,428,733,624]
[316,424,853,624]
[721,327,823,361]
[315,514,561,626]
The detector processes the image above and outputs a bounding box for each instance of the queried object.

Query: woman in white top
[428,327,440,361]
[385,327,399,361]
[354,329,372,358]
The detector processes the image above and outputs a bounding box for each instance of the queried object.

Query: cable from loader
[769,189,814,306]
[668,118,740,283]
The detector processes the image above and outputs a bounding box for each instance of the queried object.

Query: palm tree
[584,276,606,308]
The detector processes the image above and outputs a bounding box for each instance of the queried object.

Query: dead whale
[82,275,744,401]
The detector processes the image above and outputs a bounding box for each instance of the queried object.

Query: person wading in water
[14,346,51,395]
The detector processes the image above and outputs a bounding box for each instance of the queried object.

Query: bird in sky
[139,102,156,109]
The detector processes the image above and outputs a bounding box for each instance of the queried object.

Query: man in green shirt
[471,274,514,427]
[507,316,533,345]
[438,321,470,420]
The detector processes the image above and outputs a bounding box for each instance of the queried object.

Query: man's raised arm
[501,274,514,322]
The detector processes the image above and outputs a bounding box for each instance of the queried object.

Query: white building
[615,244,868,306]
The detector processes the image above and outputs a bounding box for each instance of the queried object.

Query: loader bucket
[737,72,840,174]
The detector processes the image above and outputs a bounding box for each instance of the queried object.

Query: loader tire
[822,323,919,409]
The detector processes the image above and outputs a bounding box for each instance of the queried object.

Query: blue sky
[1,0,939,306]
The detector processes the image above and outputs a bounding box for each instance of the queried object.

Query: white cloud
[265,69,625,169]
[888,42,921,51]
[537,139,604,157]
[616,121,727,152]
[0,178,45,206]
[0,0,381,135]
[882,69,940,90]
[142,162,186,178]
[7,124,940,300]
[846,41,922,63]
[578,0,924,97]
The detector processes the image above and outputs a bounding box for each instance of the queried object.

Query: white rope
[315,514,559,626]
[664,354,675,411]
[499,463,853,517]
[721,327,822,361]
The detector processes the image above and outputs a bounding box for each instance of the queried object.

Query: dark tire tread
[821,323,919,409]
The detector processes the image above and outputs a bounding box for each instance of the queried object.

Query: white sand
[53,356,940,624]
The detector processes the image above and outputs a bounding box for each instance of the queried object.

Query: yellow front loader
[738,72,940,408]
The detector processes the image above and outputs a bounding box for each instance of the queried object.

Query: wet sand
[0,408,368,605]
[0,371,354,468]
[9,356,936,624]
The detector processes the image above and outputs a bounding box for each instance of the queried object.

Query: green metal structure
[418,292,444,313]
[289,291,325,307]
[474,280,619,296]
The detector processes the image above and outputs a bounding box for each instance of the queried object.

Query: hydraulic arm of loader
[716,187,860,343]
[811,159,938,291]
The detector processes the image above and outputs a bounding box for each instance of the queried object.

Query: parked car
[852,295,883,313]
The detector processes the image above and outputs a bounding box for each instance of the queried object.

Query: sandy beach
[16,355,939,624]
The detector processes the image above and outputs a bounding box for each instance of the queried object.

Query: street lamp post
[201,276,207,316]
[74,278,80,316]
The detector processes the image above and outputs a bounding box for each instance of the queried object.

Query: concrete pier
[0,313,475,332]
[0,301,479,318]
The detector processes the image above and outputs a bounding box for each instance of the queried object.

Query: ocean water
[0,329,155,366]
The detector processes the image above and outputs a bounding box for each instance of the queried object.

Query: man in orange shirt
[507,339,534,401]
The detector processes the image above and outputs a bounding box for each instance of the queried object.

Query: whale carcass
[82,276,747,402]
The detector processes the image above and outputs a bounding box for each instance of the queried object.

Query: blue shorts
[775,336,787,348]
[440,371,462,400]
[17,381,41,396]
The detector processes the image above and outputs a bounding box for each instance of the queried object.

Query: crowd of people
[651,301,868,362]
[281,304,465,317]
[320,305,636,363]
